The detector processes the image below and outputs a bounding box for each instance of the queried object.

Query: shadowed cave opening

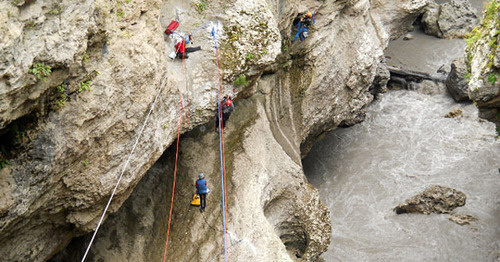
[263,195,308,259]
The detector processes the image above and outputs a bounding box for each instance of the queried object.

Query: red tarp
[165,20,180,35]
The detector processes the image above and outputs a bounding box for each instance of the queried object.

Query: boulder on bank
[421,0,478,38]
[394,185,466,215]
[421,3,441,37]
[446,58,470,102]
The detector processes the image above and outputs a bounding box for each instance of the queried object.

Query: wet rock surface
[387,66,447,94]
[394,185,467,215]
[446,58,470,101]
[445,108,463,118]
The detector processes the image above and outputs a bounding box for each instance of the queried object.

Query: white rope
[81,73,168,262]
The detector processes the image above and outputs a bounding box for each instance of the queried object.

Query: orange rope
[162,53,187,262]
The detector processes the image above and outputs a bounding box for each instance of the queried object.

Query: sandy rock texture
[0,0,430,261]
[394,185,467,215]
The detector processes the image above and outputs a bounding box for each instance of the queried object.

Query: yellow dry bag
[190,194,201,206]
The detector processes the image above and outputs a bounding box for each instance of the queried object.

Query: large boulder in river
[446,58,470,101]
[421,0,478,38]
[394,185,466,215]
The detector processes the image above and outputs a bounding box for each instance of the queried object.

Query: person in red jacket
[174,34,201,59]
[215,95,234,131]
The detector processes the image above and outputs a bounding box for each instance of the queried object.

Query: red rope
[162,53,187,262]
[162,31,229,261]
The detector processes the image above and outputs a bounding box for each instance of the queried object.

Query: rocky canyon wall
[465,2,500,126]
[0,0,429,261]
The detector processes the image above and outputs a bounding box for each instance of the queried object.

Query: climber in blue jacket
[195,173,208,212]
[292,12,315,42]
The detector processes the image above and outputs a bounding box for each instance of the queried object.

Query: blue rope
[171,22,211,41]
[211,23,228,262]
[192,22,211,35]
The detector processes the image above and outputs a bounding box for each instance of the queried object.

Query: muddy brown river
[303,89,499,261]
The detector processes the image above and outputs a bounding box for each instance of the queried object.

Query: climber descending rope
[167,22,212,123]
[80,73,169,262]
[211,22,229,262]
[81,18,206,262]
[292,10,317,42]
[161,21,230,262]
[168,22,212,60]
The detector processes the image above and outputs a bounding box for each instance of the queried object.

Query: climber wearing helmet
[301,12,314,27]
[195,173,208,212]
[292,11,316,42]
[172,34,201,59]
[215,95,234,131]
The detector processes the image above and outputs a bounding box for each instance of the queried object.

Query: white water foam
[303,90,500,261]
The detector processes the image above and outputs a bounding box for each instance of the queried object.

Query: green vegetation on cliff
[465,0,500,83]
[28,62,51,81]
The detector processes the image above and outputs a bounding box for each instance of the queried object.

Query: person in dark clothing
[195,173,208,212]
[292,12,315,42]
[174,34,201,59]
[301,12,314,27]
[215,95,234,131]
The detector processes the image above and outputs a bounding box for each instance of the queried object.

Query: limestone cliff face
[0,1,197,260]
[0,0,428,261]
[465,2,500,125]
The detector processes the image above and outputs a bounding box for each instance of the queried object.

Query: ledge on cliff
[1,0,431,261]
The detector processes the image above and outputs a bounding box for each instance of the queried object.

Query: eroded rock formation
[394,185,467,215]
[464,2,500,126]
[0,0,430,261]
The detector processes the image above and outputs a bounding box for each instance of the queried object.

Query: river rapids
[303,90,499,261]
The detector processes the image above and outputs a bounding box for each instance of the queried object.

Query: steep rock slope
[465,1,500,125]
[0,0,215,260]
[0,0,428,261]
